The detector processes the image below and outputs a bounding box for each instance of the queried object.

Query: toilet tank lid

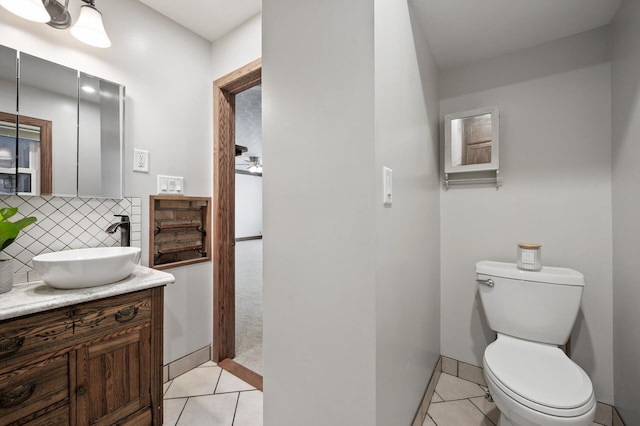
[476,261,585,287]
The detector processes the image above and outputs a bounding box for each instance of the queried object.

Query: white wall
[611,1,640,422]
[263,0,377,423]
[210,13,261,81]
[374,1,440,424]
[235,173,262,238]
[0,0,213,364]
[439,28,614,404]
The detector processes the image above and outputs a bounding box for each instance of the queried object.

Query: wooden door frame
[213,59,262,362]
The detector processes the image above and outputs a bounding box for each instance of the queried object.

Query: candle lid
[518,243,541,249]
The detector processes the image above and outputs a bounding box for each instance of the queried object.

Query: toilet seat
[484,334,595,418]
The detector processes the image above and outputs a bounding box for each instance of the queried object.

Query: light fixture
[0,0,50,23]
[70,0,110,48]
[248,156,263,173]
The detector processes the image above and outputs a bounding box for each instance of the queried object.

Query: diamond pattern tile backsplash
[0,195,142,284]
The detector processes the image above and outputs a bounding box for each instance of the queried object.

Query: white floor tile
[215,370,256,394]
[422,415,437,426]
[164,380,173,396]
[198,360,218,368]
[233,390,263,426]
[470,396,500,424]
[177,393,239,426]
[164,397,188,426]
[429,400,494,426]
[164,366,223,399]
[435,373,486,401]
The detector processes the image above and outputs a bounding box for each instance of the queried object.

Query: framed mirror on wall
[0,45,125,199]
[445,106,499,173]
[443,106,502,189]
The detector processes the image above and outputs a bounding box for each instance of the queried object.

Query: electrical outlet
[133,149,149,173]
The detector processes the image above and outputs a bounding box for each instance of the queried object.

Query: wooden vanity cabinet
[0,287,164,426]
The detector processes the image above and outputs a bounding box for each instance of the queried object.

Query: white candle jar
[517,243,542,271]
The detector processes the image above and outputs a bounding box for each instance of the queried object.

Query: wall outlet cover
[133,149,149,173]
[157,175,184,195]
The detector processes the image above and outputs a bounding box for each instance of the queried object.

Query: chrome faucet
[106,214,130,247]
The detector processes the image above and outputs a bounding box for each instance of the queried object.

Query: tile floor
[163,360,263,425]
[423,372,608,426]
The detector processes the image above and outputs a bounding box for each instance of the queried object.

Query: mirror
[444,106,499,173]
[0,45,124,198]
[78,73,124,198]
[19,52,78,196]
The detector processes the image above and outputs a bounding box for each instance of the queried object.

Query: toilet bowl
[483,334,596,426]
[476,261,596,426]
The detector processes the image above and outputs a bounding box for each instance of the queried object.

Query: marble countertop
[0,265,175,321]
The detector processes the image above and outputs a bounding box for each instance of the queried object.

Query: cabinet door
[75,327,151,426]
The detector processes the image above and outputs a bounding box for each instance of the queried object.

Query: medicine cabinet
[0,45,124,198]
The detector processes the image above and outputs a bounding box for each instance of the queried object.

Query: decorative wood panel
[149,195,212,270]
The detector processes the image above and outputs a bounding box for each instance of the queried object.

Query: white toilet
[476,261,596,426]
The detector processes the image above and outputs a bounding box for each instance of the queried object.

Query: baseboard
[219,358,263,391]
[235,235,263,242]
[164,345,212,382]
[412,356,442,426]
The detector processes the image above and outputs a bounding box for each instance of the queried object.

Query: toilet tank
[476,261,585,345]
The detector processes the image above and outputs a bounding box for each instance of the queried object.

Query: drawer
[0,308,74,370]
[0,354,69,425]
[9,404,69,426]
[71,291,152,341]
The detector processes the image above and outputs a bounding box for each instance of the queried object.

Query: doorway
[212,59,262,384]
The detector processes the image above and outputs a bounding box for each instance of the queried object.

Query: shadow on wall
[440,27,610,99]
[408,0,440,169]
[571,311,595,374]
[471,291,495,362]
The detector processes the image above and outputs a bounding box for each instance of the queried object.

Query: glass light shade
[70,4,111,48]
[0,0,50,23]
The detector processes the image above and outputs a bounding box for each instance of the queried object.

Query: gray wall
[263,0,377,423]
[262,0,441,423]
[611,0,640,422]
[374,0,440,424]
[439,28,614,404]
[0,0,213,365]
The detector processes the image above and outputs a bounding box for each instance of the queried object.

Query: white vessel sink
[32,247,142,289]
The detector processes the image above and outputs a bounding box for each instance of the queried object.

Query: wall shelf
[149,195,211,270]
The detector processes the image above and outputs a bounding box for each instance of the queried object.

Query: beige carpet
[234,239,263,375]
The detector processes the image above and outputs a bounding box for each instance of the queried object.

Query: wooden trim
[150,287,164,426]
[213,59,262,363]
[218,358,263,391]
[214,59,262,95]
[0,112,52,195]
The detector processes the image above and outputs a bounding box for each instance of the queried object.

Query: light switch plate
[383,167,392,206]
[133,149,149,172]
[157,175,184,195]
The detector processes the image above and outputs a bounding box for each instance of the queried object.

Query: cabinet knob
[0,383,36,408]
[77,386,87,396]
[115,306,139,323]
